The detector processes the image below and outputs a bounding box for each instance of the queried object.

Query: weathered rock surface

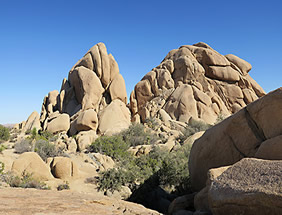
[189,88,282,191]
[130,42,265,125]
[37,42,130,148]
[47,157,80,180]
[209,158,282,215]
[0,188,161,215]
[21,111,41,133]
[11,152,54,181]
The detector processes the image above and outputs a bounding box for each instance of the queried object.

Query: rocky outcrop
[189,88,282,191]
[0,187,161,215]
[206,158,282,215]
[38,42,130,144]
[130,42,265,125]
[20,111,41,133]
[11,152,54,180]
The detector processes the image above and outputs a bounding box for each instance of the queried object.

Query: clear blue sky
[0,0,281,124]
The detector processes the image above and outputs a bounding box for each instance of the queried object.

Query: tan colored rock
[189,88,282,191]
[98,42,111,88]
[22,111,41,133]
[48,157,80,180]
[109,73,127,104]
[164,84,198,123]
[47,90,59,114]
[225,54,252,75]
[69,109,98,136]
[76,52,94,71]
[242,88,258,103]
[69,66,104,111]
[109,54,119,82]
[183,131,205,147]
[98,100,131,135]
[92,153,115,171]
[11,152,53,181]
[75,130,98,151]
[67,138,77,153]
[206,66,240,82]
[0,188,161,215]
[209,158,282,215]
[46,113,70,134]
[130,42,263,126]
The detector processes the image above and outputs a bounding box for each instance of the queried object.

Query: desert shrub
[120,123,159,147]
[215,112,227,124]
[97,168,129,192]
[88,135,130,161]
[34,139,62,162]
[57,181,70,191]
[158,144,192,194]
[97,144,192,195]
[0,161,4,174]
[178,119,211,144]
[14,139,33,154]
[0,144,7,153]
[39,130,57,142]
[0,125,10,142]
[2,171,49,190]
[144,117,159,130]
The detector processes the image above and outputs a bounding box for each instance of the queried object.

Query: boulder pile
[39,42,130,138]
[130,42,265,124]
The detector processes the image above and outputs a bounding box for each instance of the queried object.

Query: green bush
[158,144,192,194]
[2,170,49,190]
[97,168,129,192]
[120,123,159,147]
[0,125,10,142]
[96,144,192,195]
[0,144,7,153]
[178,119,211,144]
[88,135,130,161]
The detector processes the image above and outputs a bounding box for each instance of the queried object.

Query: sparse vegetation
[88,135,130,161]
[0,161,4,174]
[215,112,227,124]
[178,119,211,144]
[0,125,10,142]
[14,139,33,154]
[14,138,65,161]
[1,170,49,190]
[34,139,63,162]
[120,123,159,147]
[96,144,192,195]
[57,181,70,191]
[0,144,7,153]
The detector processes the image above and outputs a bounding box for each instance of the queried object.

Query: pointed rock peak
[39,43,130,138]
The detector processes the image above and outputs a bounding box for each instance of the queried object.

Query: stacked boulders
[130,42,265,125]
[36,43,130,149]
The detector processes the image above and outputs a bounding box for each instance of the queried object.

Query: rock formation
[195,158,282,215]
[189,87,282,191]
[39,42,130,139]
[130,42,265,125]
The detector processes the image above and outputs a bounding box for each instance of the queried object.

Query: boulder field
[7,42,282,214]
